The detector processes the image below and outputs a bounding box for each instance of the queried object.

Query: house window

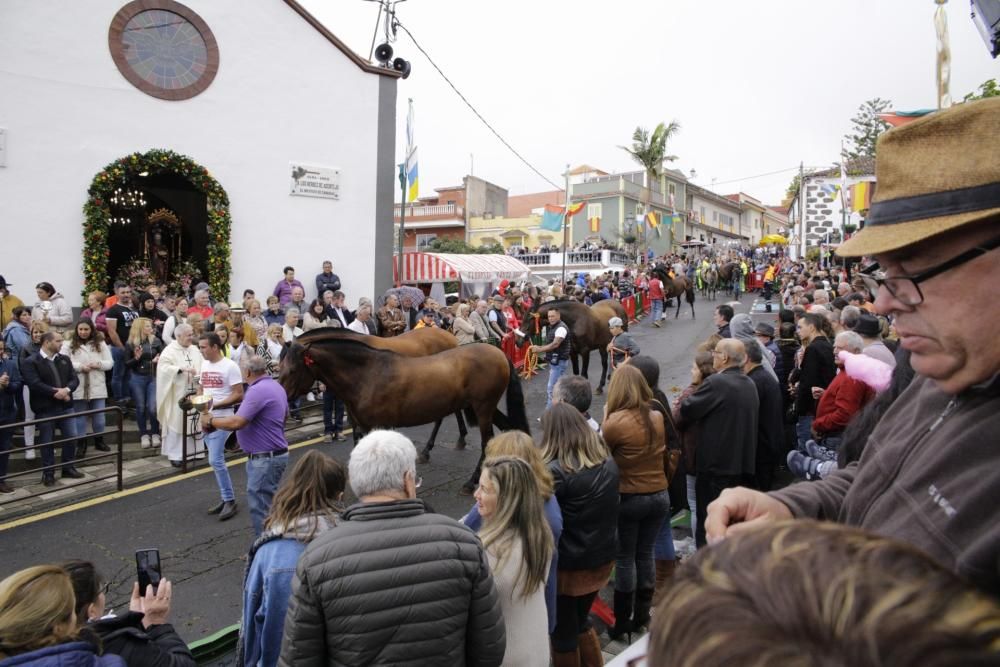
[416,233,437,250]
[668,184,676,197]
[587,203,602,219]
[700,206,706,224]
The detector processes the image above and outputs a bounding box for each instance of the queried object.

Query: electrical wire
[707,165,801,187]
[394,20,563,191]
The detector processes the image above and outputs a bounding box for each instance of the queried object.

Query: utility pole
[560,164,570,288]
[798,161,806,260]
[397,162,406,286]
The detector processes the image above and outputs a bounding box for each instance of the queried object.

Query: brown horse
[295,327,469,451]
[280,335,529,493]
[651,264,697,318]
[531,299,626,394]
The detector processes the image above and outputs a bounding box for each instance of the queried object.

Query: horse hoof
[459,482,477,496]
[595,386,604,395]
[416,450,430,464]
[455,437,467,450]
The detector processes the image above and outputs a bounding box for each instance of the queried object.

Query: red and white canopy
[394,252,531,284]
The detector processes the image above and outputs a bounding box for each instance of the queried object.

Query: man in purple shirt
[272,266,305,306]
[201,354,289,536]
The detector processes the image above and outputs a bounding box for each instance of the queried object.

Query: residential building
[684,183,746,246]
[393,175,507,251]
[786,157,877,253]
[726,193,767,246]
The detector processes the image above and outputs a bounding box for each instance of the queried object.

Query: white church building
[0,0,399,304]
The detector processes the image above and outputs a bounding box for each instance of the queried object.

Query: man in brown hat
[705,98,1000,596]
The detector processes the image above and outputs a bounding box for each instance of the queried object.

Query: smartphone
[135,548,162,594]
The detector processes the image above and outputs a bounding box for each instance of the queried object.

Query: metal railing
[0,406,125,506]
[393,203,463,218]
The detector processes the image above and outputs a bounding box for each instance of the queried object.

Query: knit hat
[838,98,1000,257]
[608,317,624,328]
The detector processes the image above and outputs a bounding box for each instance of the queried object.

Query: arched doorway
[83,149,232,299]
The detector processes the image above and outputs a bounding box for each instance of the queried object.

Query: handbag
[651,398,682,485]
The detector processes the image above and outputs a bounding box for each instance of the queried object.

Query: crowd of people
[3,99,1000,666]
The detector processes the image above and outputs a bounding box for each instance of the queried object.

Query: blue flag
[540,207,564,232]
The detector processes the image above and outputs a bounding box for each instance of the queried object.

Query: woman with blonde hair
[540,403,618,666]
[125,317,162,448]
[473,456,554,667]
[452,303,476,345]
[16,319,49,461]
[601,363,668,641]
[0,565,123,665]
[239,450,346,667]
[462,432,562,634]
[244,300,267,342]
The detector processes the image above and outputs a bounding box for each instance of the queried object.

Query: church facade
[0,0,398,304]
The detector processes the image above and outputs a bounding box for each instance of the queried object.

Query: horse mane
[296,327,366,344]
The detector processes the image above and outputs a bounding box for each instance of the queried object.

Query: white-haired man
[155,323,204,467]
[706,98,1000,596]
[279,430,505,666]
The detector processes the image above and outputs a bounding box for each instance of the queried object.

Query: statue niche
[145,208,182,284]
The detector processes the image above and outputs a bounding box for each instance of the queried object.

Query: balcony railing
[514,250,633,270]
[393,203,463,218]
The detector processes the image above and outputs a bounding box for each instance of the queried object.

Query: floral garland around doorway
[82,149,232,299]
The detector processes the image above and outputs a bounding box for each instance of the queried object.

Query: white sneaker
[307,392,316,402]
[140,435,151,448]
[152,434,161,447]
[25,447,36,460]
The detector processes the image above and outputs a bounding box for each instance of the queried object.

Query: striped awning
[394,252,531,284]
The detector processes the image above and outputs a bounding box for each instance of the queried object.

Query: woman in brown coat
[601,364,669,641]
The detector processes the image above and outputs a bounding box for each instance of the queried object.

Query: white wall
[0,0,386,305]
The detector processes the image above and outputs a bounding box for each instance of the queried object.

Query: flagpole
[397,163,406,286]
[561,164,570,288]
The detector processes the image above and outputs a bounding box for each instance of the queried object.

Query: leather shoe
[0,481,14,494]
[62,467,85,479]
[207,501,225,515]
[42,475,56,487]
[218,501,238,521]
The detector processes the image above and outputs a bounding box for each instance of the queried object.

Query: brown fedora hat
[838,97,1000,257]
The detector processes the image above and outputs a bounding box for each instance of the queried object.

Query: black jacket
[20,350,79,415]
[279,498,505,667]
[717,323,732,338]
[795,337,837,416]
[88,612,195,667]
[680,366,758,476]
[549,457,619,570]
[747,365,784,464]
[0,356,21,422]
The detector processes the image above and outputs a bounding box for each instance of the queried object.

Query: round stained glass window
[109,1,219,101]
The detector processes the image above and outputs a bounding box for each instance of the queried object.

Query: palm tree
[620,121,681,254]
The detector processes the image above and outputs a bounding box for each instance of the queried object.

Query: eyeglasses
[859,236,1000,307]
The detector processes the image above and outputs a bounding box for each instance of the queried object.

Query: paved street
[0,292,741,649]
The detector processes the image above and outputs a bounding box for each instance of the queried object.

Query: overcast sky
[301,0,998,206]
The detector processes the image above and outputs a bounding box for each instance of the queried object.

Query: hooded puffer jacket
[278,499,506,667]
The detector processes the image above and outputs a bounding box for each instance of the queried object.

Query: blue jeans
[616,490,669,592]
[653,506,677,561]
[651,298,663,321]
[204,427,235,503]
[796,415,815,451]
[247,453,288,537]
[545,359,568,408]
[110,346,129,401]
[322,391,345,434]
[36,407,79,475]
[73,398,106,437]
[128,374,159,436]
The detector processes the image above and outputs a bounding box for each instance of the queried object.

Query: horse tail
[495,359,531,435]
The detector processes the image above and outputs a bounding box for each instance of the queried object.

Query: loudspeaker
[393,57,411,79]
[374,43,393,63]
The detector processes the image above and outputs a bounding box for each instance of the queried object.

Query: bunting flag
[646,211,660,228]
[589,216,600,233]
[405,99,419,202]
[851,181,872,212]
[540,204,565,232]
[566,202,585,217]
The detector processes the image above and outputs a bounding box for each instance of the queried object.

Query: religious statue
[145,208,182,284]
[149,229,170,283]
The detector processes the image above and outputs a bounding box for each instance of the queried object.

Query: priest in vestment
[156,323,204,465]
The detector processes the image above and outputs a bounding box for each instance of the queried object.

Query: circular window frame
[108,0,220,101]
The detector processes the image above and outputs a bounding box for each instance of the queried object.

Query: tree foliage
[963,78,1000,102]
[620,121,681,182]
[843,98,892,160]
[429,237,503,254]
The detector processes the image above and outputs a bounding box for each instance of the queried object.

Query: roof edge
[284,0,402,79]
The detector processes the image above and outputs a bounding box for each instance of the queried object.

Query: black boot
[608,589,634,642]
[76,437,90,459]
[632,587,655,630]
[94,436,111,452]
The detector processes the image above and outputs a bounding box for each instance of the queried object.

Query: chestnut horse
[295,327,470,451]
[530,299,627,394]
[280,335,529,493]
[651,264,697,318]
